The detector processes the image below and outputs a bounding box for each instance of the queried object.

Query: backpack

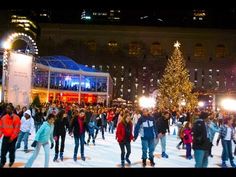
[193,120,204,145]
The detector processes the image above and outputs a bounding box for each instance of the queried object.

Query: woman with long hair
[219,116,236,168]
[116,113,134,167]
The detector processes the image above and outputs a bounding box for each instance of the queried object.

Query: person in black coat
[69,109,86,161]
[155,111,170,158]
[192,111,211,168]
[53,109,69,161]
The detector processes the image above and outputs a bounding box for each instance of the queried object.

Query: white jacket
[20,110,34,134]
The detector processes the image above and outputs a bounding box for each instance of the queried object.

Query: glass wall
[33,70,49,88]
[50,72,80,91]
[81,75,107,92]
[34,71,108,93]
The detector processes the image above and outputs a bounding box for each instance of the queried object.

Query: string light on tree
[157,41,198,110]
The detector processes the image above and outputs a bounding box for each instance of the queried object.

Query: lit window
[194,43,205,57]
[87,40,97,51]
[129,42,141,56]
[108,41,118,52]
[194,69,198,81]
[216,44,226,58]
[150,42,162,56]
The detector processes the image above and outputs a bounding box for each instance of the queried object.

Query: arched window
[87,40,97,51]
[216,44,226,58]
[194,43,205,57]
[107,41,118,52]
[128,42,141,56]
[150,42,162,56]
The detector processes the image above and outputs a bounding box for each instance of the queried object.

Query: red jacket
[107,111,115,122]
[0,113,21,141]
[183,128,193,144]
[116,121,134,143]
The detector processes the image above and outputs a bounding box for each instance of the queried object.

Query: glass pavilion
[32,55,113,106]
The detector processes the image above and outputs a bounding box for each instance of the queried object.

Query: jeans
[35,122,42,133]
[194,149,209,168]
[141,138,155,160]
[160,135,166,153]
[119,141,131,162]
[172,116,176,125]
[16,131,30,150]
[55,134,66,154]
[74,133,85,158]
[25,142,50,167]
[108,121,114,134]
[1,136,17,165]
[95,126,105,139]
[221,139,234,162]
[186,143,191,158]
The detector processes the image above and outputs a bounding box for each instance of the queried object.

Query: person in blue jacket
[25,113,55,168]
[134,108,158,167]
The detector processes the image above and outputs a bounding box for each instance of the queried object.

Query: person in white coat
[16,110,34,152]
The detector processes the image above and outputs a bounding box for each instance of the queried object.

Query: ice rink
[0,125,235,168]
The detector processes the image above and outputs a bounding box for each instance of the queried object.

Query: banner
[7,52,33,107]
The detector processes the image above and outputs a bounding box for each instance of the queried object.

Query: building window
[129,42,141,56]
[194,43,204,57]
[194,69,198,81]
[150,42,162,56]
[87,40,97,51]
[216,44,226,58]
[107,41,118,53]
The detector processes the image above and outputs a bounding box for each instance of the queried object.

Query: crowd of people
[0,101,236,168]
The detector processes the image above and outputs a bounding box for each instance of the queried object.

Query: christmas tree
[157,41,198,111]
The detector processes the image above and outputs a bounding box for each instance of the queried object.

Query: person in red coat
[0,104,21,168]
[116,113,134,167]
[183,121,193,160]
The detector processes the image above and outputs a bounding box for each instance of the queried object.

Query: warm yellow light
[221,98,236,111]
[139,96,156,109]
[2,40,11,49]
[198,101,205,107]
[174,41,181,48]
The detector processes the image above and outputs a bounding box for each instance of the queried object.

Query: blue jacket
[34,121,54,144]
[134,115,157,140]
[208,121,219,142]
[219,124,235,140]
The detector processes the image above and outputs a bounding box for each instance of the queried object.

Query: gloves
[50,142,54,149]
[31,141,38,148]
